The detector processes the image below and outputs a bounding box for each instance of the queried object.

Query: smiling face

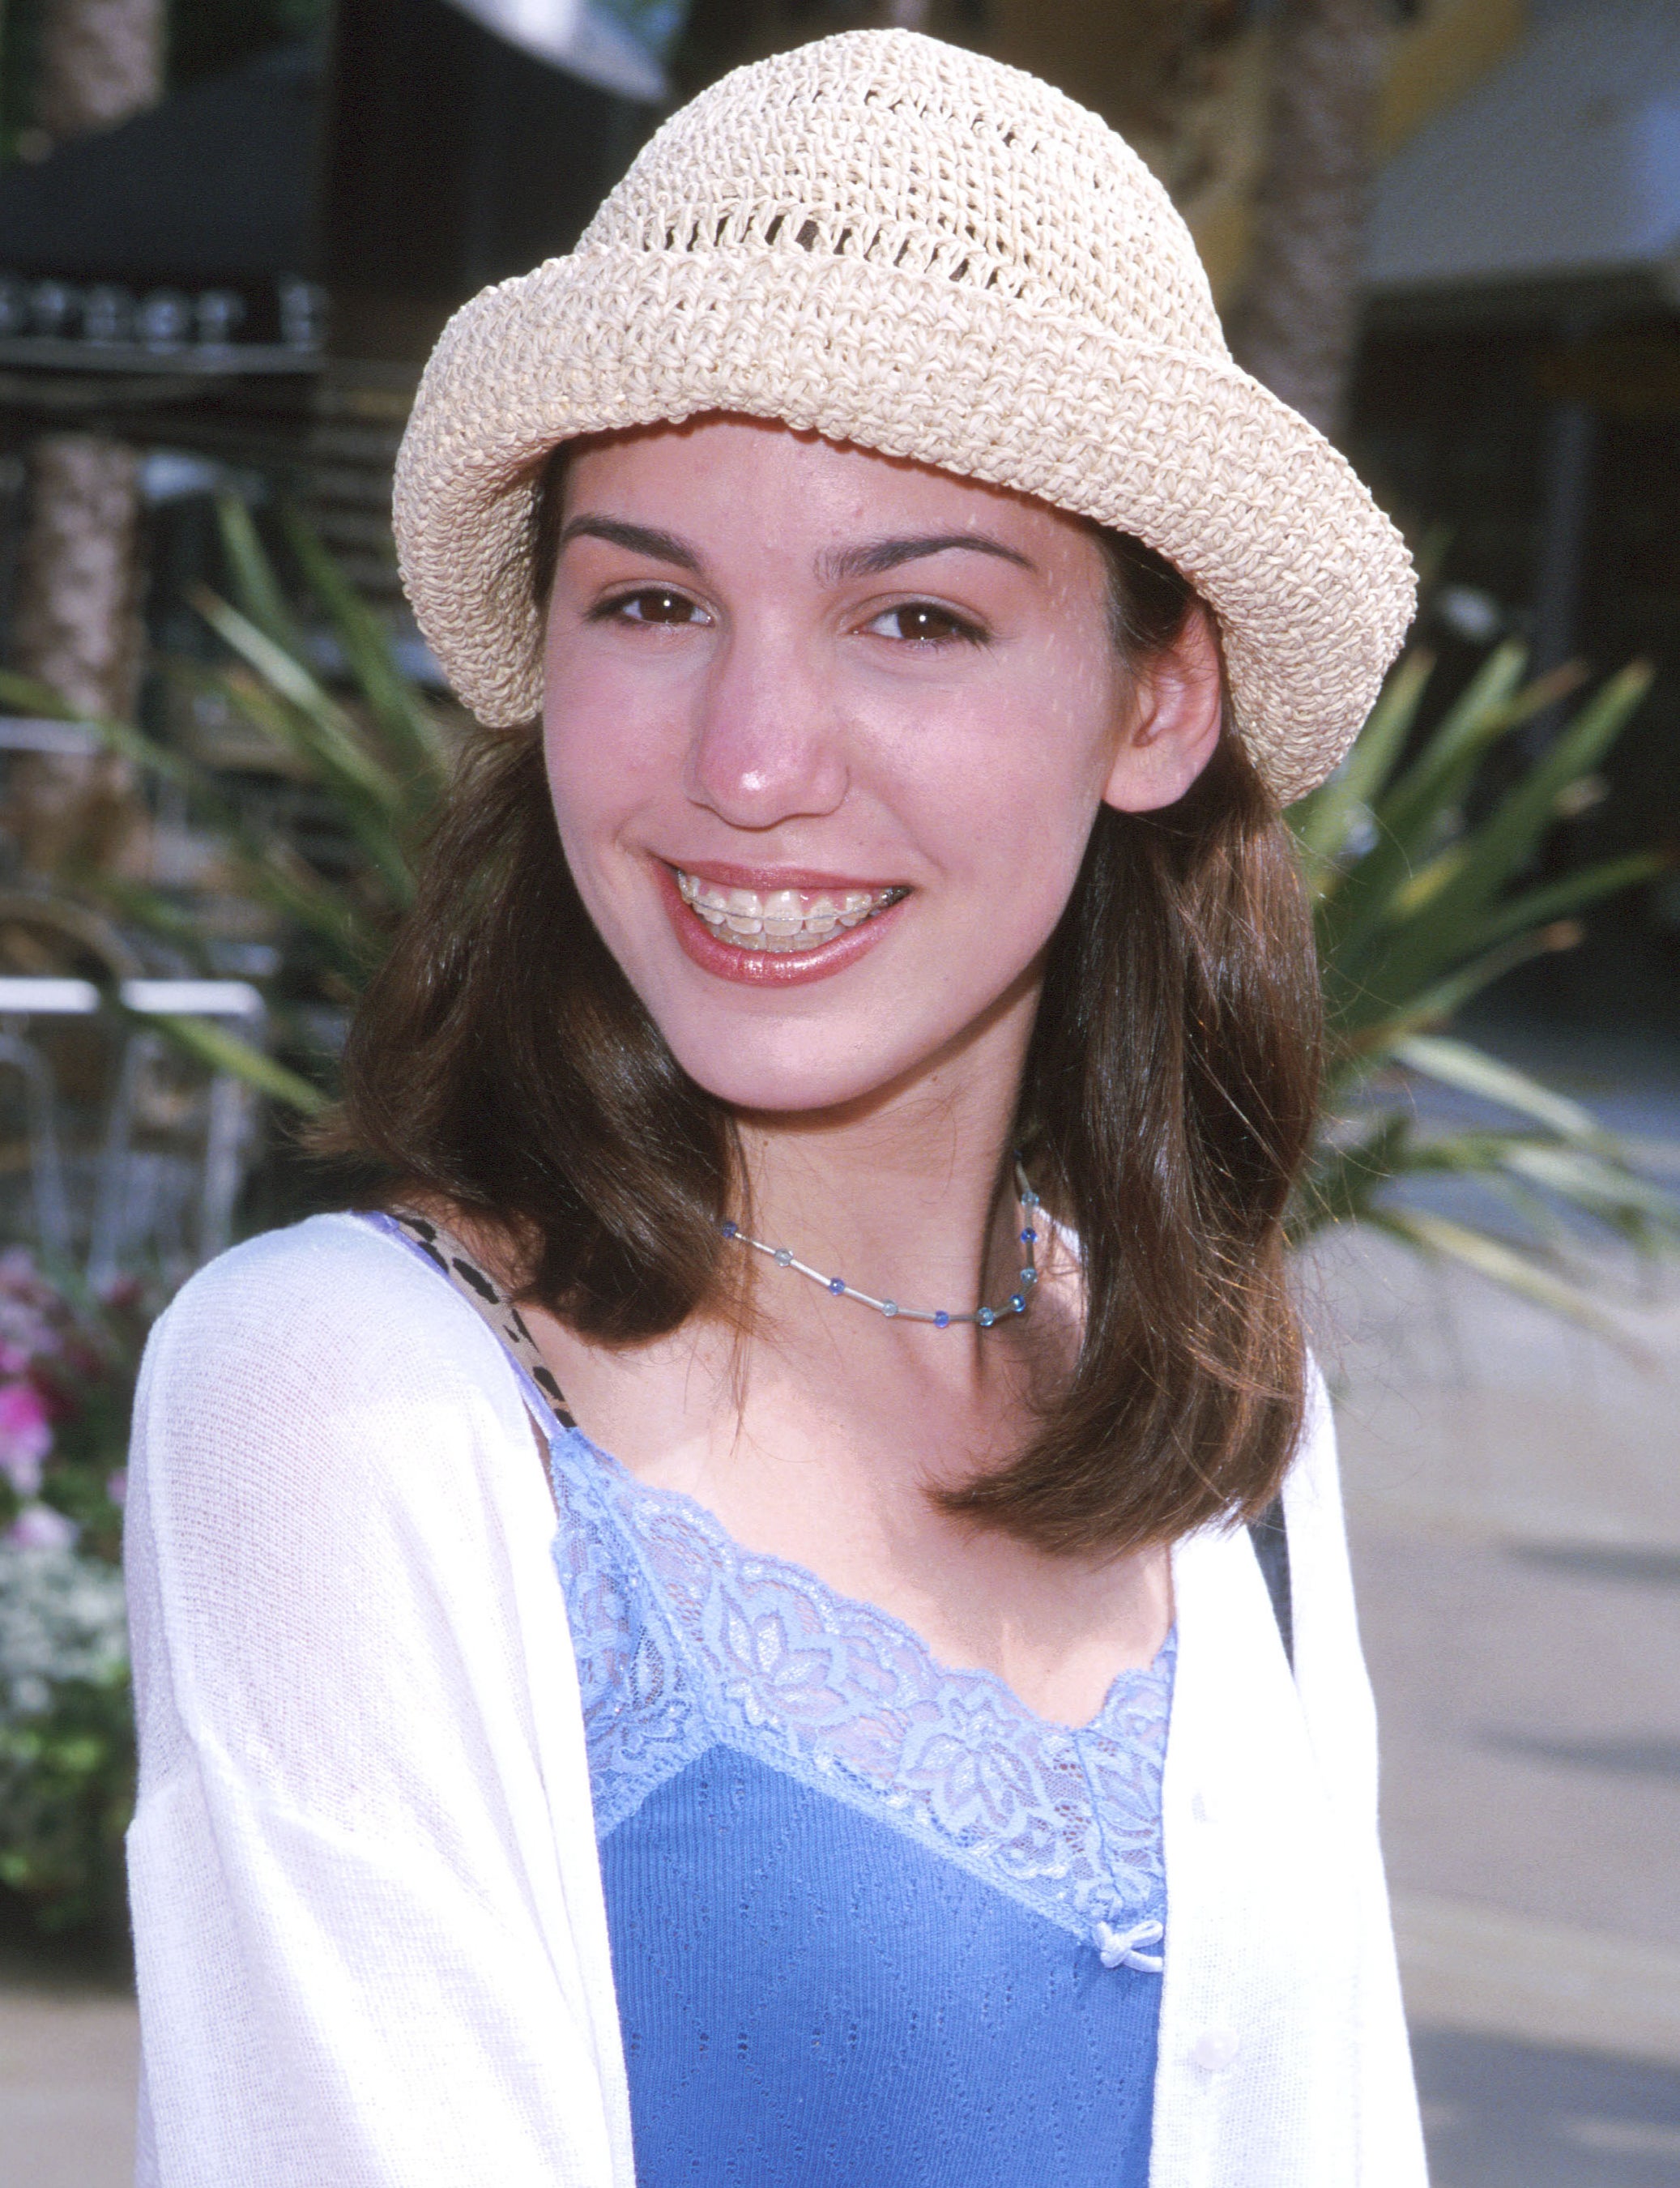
[541,415,1216,1116]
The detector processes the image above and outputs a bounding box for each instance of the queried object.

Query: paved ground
[3,1127,1678,2184]
[0,1977,136,2188]
[1315,1203,1680,2186]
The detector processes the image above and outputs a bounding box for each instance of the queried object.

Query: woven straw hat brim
[398,246,1412,806]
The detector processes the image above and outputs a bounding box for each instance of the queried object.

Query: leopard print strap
[386,1207,577,1431]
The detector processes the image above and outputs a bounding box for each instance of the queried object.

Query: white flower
[0,1542,127,1721]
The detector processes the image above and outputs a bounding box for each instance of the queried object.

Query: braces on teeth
[676,869,906,952]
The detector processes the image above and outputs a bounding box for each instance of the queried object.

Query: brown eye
[607,588,710,627]
[868,602,985,645]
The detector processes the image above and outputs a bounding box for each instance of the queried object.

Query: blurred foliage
[0,1251,147,1933]
[1289,642,1678,1333]
[0,496,454,1116]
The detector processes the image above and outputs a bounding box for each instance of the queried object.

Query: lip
[654,860,909,987]
[663,858,907,895]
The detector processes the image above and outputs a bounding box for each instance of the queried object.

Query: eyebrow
[556,516,701,571]
[556,515,1035,586]
[817,532,1036,583]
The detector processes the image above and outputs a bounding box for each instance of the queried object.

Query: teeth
[673,870,903,953]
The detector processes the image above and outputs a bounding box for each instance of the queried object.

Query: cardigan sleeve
[123,1216,633,2188]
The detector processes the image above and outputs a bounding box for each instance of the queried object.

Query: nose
[684,616,850,830]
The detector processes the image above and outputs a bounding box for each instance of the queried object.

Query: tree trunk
[9,437,148,872]
[7,0,164,876]
[35,0,162,143]
[1225,0,1390,443]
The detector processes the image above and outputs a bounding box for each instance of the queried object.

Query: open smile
[655,862,912,986]
[674,869,910,953]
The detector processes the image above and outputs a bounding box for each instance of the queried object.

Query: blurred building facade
[1352,0,1680,1022]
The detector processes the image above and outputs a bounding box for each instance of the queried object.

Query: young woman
[125,31,1426,2188]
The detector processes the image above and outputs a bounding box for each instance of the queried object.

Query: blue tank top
[372,1212,1172,2185]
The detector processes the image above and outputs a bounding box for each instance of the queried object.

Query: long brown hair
[326,471,1321,1554]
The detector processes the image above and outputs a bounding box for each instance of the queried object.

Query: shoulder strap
[1247,1497,1294,1670]
[386,1208,576,1431]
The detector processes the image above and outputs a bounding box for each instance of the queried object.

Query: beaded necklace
[719,1164,1040,1329]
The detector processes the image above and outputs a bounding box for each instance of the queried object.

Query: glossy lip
[667,858,909,896]
[654,859,910,987]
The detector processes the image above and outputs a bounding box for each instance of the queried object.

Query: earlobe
[1100,604,1225,816]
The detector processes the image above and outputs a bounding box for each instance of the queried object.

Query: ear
[1100,603,1224,815]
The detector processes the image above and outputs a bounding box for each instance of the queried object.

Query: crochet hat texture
[394,29,1415,804]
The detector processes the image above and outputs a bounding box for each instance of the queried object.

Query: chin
[659,1021,928,1117]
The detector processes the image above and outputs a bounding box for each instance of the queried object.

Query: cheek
[540,653,672,862]
[894,676,1116,902]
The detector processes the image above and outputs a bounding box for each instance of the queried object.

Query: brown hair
[327,465,1320,1554]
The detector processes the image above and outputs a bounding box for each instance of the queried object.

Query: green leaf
[0,673,207,800]
[140,1014,327,1115]
[279,505,452,791]
[1290,649,1433,889]
[1460,851,1665,957]
[1362,1206,1651,1353]
[1287,1111,1415,1242]
[1324,922,1569,1073]
[1317,649,1531,975]
[1373,638,1529,842]
[1495,1142,1680,1234]
[214,497,305,656]
[190,589,405,814]
[1367,659,1654,1004]
[1392,1034,1605,1142]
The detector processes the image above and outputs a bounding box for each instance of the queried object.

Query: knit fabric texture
[394,28,1415,804]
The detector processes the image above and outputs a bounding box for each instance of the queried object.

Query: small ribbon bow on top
[1094,1917,1164,1973]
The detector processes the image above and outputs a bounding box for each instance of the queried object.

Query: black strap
[1247,1496,1294,1670]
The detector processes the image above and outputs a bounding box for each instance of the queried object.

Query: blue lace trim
[356,1211,1171,1950]
[548,1424,1173,1947]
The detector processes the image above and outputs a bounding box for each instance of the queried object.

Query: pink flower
[0,1380,51,1495]
[6,1503,79,1550]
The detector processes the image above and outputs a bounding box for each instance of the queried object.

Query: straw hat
[394,28,1414,804]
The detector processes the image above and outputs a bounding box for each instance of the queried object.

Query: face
[542,416,1217,1115]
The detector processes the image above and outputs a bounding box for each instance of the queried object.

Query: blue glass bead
[881,1300,898,1318]
[977,1307,996,1328]
[1009,1294,1025,1314]
[934,1311,951,1329]
[721,1220,739,1239]
[1021,1188,1040,1208]
[1020,1227,1038,1245]
[829,1277,846,1294]
[774,1248,792,1266]
[1020,1267,1037,1286]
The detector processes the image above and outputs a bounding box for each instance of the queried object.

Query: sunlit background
[0,4,1675,2183]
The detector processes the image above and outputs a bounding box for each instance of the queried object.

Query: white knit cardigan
[125,1213,1429,2187]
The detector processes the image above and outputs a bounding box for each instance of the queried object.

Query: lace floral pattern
[550,1427,1173,1945]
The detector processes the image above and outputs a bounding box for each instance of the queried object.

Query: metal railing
[0,978,266,1282]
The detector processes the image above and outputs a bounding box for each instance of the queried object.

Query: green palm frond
[1,497,454,1111]
[1294,641,1677,1341]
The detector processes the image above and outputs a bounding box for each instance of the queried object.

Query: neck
[731,996,1037,1338]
